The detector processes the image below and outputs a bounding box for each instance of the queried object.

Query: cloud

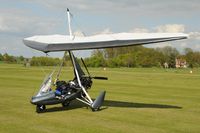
[0,17,9,32]
[189,32,200,40]
[0,46,8,51]
[130,28,149,33]
[0,8,59,35]
[129,24,185,33]
[73,30,85,37]
[94,28,113,34]
[0,0,200,57]
[128,24,200,53]
[0,8,63,57]
[21,0,200,17]
[154,24,185,33]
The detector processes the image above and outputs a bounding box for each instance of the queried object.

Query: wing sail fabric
[23,33,188,52]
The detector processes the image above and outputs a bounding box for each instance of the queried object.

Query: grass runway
[0,64,200,133]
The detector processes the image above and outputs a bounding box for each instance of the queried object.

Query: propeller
[81,58,108,80]
[92,76,108,80]
[81,58,91,76]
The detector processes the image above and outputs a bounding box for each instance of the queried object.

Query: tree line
[84,46,200,68]
[0,53,24,64]
[1,46,200,68]
[0,53,70,66]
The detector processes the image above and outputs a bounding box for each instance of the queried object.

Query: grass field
[0,64,200,133]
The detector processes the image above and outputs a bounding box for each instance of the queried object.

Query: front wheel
[36,105,46,113]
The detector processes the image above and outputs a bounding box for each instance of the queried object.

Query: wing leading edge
[23,33,188,53]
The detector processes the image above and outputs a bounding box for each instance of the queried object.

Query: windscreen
[36,72,54,96]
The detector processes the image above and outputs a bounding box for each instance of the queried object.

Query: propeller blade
[93,76,108,80]
[80,58,108,80]
[81,58,91,76]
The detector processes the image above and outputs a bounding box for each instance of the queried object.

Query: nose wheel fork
[36,105,46,113]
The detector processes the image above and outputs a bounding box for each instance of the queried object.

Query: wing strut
[69,51,93,104]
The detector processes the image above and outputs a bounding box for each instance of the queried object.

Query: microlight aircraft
[23,9,188,113]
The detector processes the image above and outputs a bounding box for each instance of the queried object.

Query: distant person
[164,62,169,69]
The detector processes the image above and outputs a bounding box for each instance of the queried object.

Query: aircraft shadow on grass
[103,100,182,109]
[42,100,182,113]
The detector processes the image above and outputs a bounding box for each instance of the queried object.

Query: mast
[67,8,73,39]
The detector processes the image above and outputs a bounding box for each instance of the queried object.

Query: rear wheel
[36,105,46,113]
[62,101,70,107]
[91,107,100,112]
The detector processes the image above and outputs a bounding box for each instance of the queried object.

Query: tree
[84,50,106,67]
[156,46,179,68]
[184,48,200,68]
[30,56,61,66]
[3,53,16,63]
[19,56,24,62]
[0,53,3,61]
[184,48,193,55]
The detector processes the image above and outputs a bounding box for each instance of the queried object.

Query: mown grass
[0,64,200,133]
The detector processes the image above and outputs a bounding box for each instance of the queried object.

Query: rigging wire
[29,49,47,76]
[72,17,87,36]
[68,8,117,43]
[54,51,67,84]
[28,49,46,96]
[68,10,87,37]
[28,49,61,95]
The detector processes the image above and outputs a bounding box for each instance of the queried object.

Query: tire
[36,105,46,113]
[91,107,99,112]
[62,101,70,107]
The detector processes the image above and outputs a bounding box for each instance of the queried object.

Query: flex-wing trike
[31,51,108,113]
[24,9,188,113]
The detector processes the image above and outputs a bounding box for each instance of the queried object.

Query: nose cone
[30,96,37,105]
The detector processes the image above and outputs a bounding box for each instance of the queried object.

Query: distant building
[175,58,187,68]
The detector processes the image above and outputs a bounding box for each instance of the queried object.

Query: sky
[0,0,200,58]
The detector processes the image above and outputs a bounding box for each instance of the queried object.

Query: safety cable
[55,51,67,83]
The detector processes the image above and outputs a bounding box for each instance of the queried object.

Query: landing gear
[62,101,70,107]
[91,107,100,112]
[36,105,46,113]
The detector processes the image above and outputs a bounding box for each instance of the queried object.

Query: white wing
[23,32,188,52]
